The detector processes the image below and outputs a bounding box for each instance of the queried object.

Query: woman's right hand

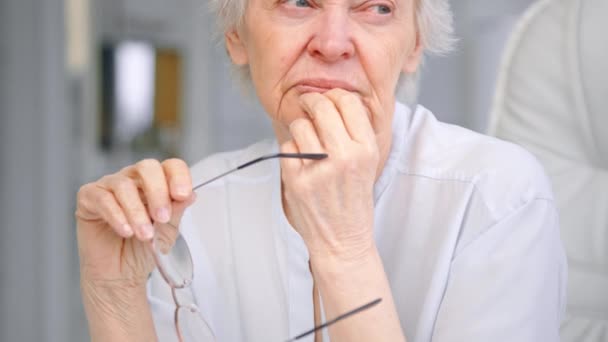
[75,158,194,300]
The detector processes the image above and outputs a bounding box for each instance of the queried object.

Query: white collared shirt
[148,102,567,342]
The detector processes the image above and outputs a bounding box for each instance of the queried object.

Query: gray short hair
[209,0,455,104]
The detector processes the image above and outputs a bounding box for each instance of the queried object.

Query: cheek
[248,30,310,122]
[363,25,416,91]
[361,39,406,98]
[247,39,285,102]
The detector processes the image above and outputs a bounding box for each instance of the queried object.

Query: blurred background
[1,0,601,340]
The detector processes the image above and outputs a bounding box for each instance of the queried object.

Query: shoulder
[399,106,563,273]
[402,105,555,219]
[188,139,277,186]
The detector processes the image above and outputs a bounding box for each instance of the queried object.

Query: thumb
[154,193,196,253]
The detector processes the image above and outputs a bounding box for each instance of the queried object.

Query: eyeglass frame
[149,152,381,341]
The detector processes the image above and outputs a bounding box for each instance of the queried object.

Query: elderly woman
[76,0,567,341]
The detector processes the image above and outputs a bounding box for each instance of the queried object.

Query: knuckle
[95,190,114,204]
[98,174,114,185]
[135,158,160,173]
[333,149,350,165]
[162,158,186,169]
[360,142,377,158]
[128,206,150,223]
[354,147,371,161]
[113,176,135,194]
[333,156,347,168]
[76,183,93,202]
[336,152,365,173]
[118,165,131,175]
[146,179,168,194]
[76,183,97,213]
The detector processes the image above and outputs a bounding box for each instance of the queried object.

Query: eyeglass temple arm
[192,153,328,191]
[285,298,382,342]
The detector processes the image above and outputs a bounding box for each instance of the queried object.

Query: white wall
[86,0,274,168]
[419,0,533,132]
[0,0,77,340]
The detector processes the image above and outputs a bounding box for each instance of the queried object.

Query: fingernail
[141,224,155,240]
[176,185,190,197]
[122,224,134,237]
[157,207,170,223]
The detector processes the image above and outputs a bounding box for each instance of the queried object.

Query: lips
[294,78,358,94]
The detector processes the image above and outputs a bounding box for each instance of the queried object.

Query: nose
[307,9,355,62]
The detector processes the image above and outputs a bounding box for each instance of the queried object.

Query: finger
[153,192,196,254]
[168,192,197,227]
[280,139,302,174]
[153,221,180,254]
[299,92,350,150]
[102,175,155,241]
[94,188,135,238]
[324,89,375,144]
[76,183,134,238]
[162,158,192,201]
[132,159,172,224]
[289,118,323,166]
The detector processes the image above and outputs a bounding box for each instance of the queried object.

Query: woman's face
[225,0,423,137]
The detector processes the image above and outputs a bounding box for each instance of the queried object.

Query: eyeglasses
[150,153,381,341]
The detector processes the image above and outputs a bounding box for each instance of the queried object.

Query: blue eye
[286,0,311,7]
[372,4,391,14]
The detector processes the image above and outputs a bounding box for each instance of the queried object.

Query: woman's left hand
[280,88,384,262]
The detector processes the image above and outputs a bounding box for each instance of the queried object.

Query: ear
[401,31,424,74]
[225,29,249,65]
